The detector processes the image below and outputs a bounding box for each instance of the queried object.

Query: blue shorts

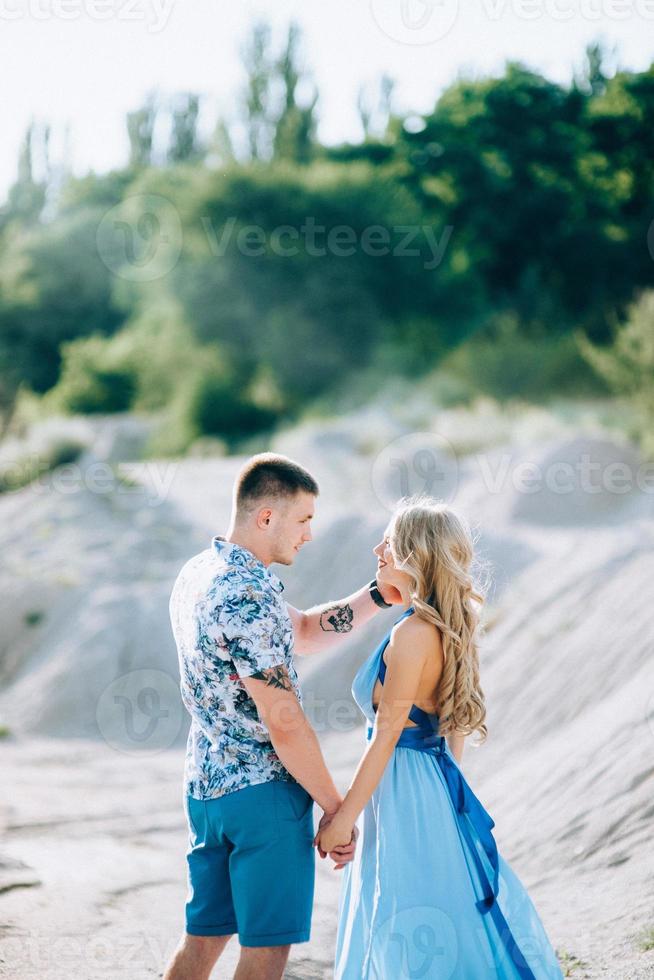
[184,779,315,947]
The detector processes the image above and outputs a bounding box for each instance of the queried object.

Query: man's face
[268,491,315,566]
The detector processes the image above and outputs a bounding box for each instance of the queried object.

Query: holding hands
[314,809,358,870]
[304,566,404,872]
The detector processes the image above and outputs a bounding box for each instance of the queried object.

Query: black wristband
[369,578,392,609]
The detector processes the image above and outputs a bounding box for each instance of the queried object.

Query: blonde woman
[316,498,563,979]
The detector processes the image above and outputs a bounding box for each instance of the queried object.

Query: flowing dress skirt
[334,735,563,980]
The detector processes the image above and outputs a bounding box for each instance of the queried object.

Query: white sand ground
[1,410,654,978]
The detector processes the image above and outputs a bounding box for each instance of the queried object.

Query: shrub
[107,305,204,412]
[0,438,83,493]
[579,290,654,454]
[184,366,278,442]
[145,351,281,457]
[47,336,135,414]
[441,313,606,403]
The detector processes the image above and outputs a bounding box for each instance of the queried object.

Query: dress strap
[376,606,415,685]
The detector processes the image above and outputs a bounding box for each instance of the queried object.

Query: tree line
[0,27,652,451]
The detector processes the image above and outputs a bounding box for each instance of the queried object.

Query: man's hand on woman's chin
[377,580,404,605]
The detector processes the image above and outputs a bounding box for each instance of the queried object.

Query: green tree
[575,40,612,97]
[0,122,50,230]
[0,208,124,396]
[238,20,318,165]
[394,61,654,341]
[584,64,654,322]
[272,21,318,164]
[168,93,202,164]
[49,335,135,414]
[357,74,395,140]
[167,159,483,401]
[240,21,274,161]
[579,290,654,452]
[127,94,158,168]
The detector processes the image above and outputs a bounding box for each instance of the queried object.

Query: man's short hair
[235,453,319,516]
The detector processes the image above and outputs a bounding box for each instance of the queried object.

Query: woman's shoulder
[389,609,443,663]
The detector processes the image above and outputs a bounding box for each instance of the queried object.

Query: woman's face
[373,529,411,594]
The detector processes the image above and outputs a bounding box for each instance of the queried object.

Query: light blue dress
[334,608,564,979]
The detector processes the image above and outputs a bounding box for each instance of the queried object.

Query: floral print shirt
[169,536,301,800]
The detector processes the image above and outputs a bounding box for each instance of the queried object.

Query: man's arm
[287,581,402,656]
[316,617,437,853]
[241,664,342,814]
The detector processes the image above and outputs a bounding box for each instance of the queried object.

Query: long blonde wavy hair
[388,496,489,744]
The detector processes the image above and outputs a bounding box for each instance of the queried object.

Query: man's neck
[225,529,271,568]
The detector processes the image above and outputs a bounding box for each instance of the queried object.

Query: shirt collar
[211,535,285,594]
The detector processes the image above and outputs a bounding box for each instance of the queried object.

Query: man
[164,453,400,980]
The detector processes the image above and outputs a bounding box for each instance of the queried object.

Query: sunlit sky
[1,0,652,200]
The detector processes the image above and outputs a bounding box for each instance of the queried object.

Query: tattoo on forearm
[319,604,354,633]
[250,665,294,690]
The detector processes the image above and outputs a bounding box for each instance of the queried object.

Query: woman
[316,497,563,979]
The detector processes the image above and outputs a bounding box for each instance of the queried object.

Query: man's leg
[179,794,237,978]
[163,932,233,980]
[233,944,291,980]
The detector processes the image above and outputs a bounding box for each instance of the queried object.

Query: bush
[47,336,135,414]
[184,367,278,442]
[440,313,606,403]
[579,290,654,455]
[59,366,134,414]
[145,352,281,457]
[107,305,205,412]
[0,438,83,494]
[45,311,282,455]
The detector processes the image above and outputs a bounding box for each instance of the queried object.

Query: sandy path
[2,731,653,979]
[0,736,343,979]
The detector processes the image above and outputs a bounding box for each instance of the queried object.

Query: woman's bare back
[371,614,445,728]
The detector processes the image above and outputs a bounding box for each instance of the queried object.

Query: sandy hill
[0,411,653,977]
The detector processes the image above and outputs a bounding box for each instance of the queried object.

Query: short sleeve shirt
[169,536,302,800]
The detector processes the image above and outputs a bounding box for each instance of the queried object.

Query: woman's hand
[314,810,356,859]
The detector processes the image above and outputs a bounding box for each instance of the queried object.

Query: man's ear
[256,507,273,529]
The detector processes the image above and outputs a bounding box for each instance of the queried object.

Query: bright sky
[1,0,652,200]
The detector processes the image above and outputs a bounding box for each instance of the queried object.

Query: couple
[164,453,563,979]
